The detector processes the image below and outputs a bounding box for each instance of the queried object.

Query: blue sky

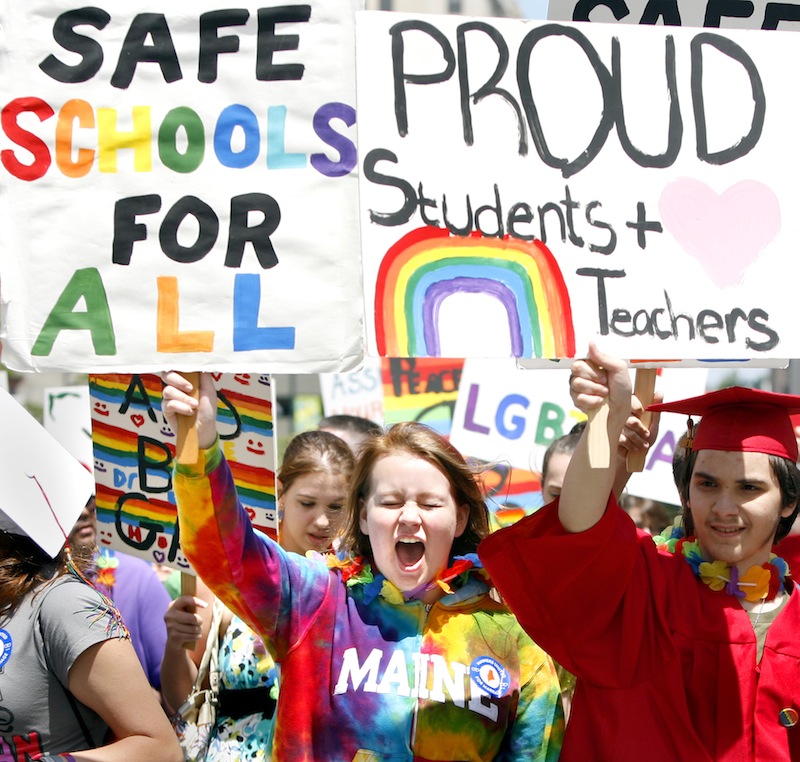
[517,0,549,19]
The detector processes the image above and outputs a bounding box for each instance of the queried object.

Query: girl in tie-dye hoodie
[164,372,564,762]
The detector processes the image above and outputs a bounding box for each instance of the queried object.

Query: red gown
[479,497,800,762]
[777,534,800,579]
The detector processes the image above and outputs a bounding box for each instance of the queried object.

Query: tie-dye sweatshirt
[176,441,564,762]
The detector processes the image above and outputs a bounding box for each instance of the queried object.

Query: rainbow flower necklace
[653,519,790,603]
[93,549,119,596]
[323,552,489,605]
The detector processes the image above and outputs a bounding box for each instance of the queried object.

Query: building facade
[364,0,521,18]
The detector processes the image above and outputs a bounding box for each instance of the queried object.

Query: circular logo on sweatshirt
[470,656,510,698]
[0,630,12,669]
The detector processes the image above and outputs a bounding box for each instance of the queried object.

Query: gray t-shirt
[0,575,126,757]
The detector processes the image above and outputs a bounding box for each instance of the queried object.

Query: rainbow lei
[653,518,790,603]
[323,553,489,605]
[94,550,119,594]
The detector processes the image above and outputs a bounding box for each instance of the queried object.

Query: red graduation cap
[648,386,800,461]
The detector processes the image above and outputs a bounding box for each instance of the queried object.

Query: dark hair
[278,429,355,493]
[671,433,693,506]
[619,495,673,536]
[341,421,489,559]
[0,533,93,618]
[541,421,586,482]
[319,414,382,437]
[673,445,800,542]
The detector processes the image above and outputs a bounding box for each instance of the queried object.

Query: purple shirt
[94,549,170,689]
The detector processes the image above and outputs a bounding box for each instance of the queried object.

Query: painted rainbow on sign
[375,227,575,358]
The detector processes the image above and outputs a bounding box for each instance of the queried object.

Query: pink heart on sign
[659,179,780,288]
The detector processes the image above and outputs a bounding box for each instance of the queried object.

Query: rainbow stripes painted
[89,373,277,568]
[375,227,575,358]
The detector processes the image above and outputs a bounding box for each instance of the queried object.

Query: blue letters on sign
[495,394,529,440]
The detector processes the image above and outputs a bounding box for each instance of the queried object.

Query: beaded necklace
[653,519,789,603]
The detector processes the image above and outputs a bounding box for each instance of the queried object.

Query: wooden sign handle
[176,372,200,466]
[176,371,200,649]
[586,402,610,469]
[627,369,657,473]
[180,572,197,651]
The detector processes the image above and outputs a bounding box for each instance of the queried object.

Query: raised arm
[161,371,331,660]
[559,345,635,533]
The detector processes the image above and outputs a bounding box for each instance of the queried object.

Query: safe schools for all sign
[0,1,362,373]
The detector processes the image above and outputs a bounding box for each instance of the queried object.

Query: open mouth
[396,538,425,567]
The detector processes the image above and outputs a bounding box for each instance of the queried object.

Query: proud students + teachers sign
[1,3,799,369]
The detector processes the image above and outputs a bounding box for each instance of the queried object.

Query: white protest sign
[451,361,707,505]
[625,368,709,504]
[548,0,800,30]
[319,357,384,425]
[451,362,584,472]
[90,372,277,571]
[0,1,363,373]
[0,387,95,557]
[356,13,800,363]
[43,385,93,467]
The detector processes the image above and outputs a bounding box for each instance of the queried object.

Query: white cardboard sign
[548,0,800,31]
[0,1,364,373]
[356,13,800,364]
[43,385,93,468]
[319,357,385,425]
[0,387,95,557]
[451,361,708,506]
[451,362,583,473]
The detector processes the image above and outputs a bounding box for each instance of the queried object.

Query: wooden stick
[176,372,200,466]
[180,572,198,651]
[586,402,610,469]
[176,372,200,649]
[627,368,658,473]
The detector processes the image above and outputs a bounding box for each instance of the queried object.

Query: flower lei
[652,518,790,603]
[93,550,119,595]
[323,553,489,605]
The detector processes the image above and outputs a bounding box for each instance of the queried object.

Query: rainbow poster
[381,356,464,437]
[89,373,276,572]
[356,12,800,364]
[480,461,543,532]
[375,227,575,359]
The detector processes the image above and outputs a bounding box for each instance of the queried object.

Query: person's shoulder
[35,575,110,623]
[38,574,101,603]
[461,588,528,627]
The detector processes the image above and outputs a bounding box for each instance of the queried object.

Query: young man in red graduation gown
[480,345,800,762]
